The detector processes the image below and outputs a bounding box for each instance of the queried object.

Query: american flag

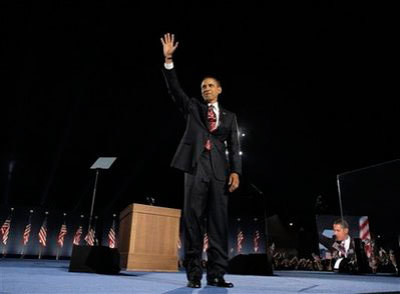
[253,230,260,253]
[38,217,48,247]
[73,226,82,245]
[108,218,117,249]
[1,217,11,245]
[84,227,95,246]
[57,223,68,248]
[359,216,373,258]
[203,232,209,252]
[237,229,244,253]
[23,223,31,245]
[22,212,33,246]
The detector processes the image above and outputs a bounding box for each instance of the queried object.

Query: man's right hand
[160,33,179,62]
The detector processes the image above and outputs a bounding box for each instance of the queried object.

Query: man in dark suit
[319,218,369,273]
[161,33,242,288]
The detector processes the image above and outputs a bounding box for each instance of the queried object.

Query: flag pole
[88,170,100,234]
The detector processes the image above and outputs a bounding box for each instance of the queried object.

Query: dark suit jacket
[162,67,242,181]
[319,234,370,273]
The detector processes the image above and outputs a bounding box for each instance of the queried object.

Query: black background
[1,1,398,239]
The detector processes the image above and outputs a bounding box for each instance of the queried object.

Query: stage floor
[0,259,399,293]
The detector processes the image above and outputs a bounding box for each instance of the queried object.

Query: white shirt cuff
[164,62,174,70]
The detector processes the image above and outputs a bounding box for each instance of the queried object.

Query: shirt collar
[208,102,219,112]
[343,236,350,245]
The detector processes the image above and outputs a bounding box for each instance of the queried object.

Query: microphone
[146,197,156,206]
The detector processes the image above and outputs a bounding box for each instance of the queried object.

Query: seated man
[319,218,365,273]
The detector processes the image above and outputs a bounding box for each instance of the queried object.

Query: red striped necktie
[205,105,217,150]
[338,242,346,257]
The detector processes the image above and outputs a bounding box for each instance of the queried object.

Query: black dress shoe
[207,277,234,288]
[187,279,201,288]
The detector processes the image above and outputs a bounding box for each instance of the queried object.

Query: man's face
[333,224,349,241]
[201,78,222,104]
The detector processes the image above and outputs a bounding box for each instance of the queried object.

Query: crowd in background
[269,243,398,274]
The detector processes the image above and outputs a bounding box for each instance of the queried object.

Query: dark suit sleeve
[319,233,334,249]
[227,114,242,175]
[162,67,191,114]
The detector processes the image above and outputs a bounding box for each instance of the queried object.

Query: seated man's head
[333,218,349,241]
[201,76,222,104]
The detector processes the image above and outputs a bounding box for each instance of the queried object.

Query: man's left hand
[228,173,240,193]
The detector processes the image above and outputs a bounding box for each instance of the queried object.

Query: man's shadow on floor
[162,286,228,294]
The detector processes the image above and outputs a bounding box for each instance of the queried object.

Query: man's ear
[344,228,349,235]
[217,87,222,94]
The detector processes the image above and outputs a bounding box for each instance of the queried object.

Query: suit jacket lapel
[200,102,208,129]
[219,106,227,129]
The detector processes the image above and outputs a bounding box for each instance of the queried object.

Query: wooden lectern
[119,203,181,272]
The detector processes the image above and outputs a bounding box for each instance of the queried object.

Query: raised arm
[161,33,190,114]
[319,233,334,249]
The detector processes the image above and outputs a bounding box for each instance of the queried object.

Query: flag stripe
[23,224,31,245]
[73,226,82,245]
[203,233,209,252]
[57,224,68,247]
[237,229,244,253]
[253,230,260,253]
[84,228,95,246]
[38,217,47,247]
[1,219,11,245]
[359,216,373,258]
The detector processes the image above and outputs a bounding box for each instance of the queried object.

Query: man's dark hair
[202,76,222,87]
[333,218,349,229]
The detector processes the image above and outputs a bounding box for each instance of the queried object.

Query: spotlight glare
[239,151,243,156]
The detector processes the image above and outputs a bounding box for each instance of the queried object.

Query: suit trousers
[183,150,229,281]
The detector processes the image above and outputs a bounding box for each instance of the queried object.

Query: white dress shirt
[334,236,351,270]
[164,62,174,70]
[208,102,220,127]
[343,235,351,257]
